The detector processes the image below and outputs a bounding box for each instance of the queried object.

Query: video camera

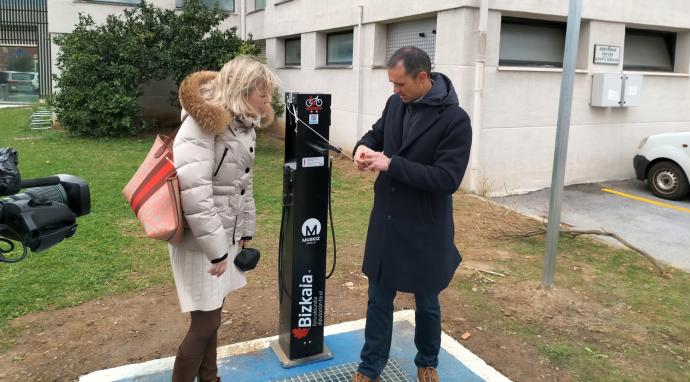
[0,147,90,263]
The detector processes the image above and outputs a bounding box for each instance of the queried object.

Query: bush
[271,88,285,119]
[50,0,256,137]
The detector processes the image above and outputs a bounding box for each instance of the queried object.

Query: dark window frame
[84,0,142,5]
[498,17,567,68]
[175,0,236,13]
[623,28,676,72]
[326,30,354,66]
[284,37,301,66]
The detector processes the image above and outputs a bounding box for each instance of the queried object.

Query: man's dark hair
[386,46,432,78]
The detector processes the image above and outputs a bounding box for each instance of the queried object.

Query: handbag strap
[131,115,190,214]
[154,114,189,159]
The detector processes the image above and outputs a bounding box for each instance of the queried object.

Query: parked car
[634,132,690,200]
[1,71,36,94]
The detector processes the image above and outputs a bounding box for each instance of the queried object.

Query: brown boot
[417,367,440,382]
[352,371,381,382]
[171,348,204,382]
[198,334,219,382]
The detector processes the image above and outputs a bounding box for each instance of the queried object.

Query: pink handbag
[122,133,185,244]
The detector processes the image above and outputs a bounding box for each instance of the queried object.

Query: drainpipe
[470,0,488,193]
[355,5,364,141]
[241,0,247,40]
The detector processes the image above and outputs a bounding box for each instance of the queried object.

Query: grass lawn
[0,106,174,346]
[1,106,689,381]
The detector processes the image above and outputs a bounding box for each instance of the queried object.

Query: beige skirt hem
[168,243,247,313]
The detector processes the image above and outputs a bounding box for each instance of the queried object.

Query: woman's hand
[208,259,228,277]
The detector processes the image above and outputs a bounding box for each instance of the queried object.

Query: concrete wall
[255,0,690,195]
[139,78,180,129]
[480,10,690,194]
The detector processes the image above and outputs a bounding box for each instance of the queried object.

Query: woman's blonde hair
[201,56,280,118]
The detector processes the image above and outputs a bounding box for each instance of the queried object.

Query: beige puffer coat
[171,71,274,262]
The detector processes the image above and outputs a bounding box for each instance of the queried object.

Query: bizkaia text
[297,274,314,328]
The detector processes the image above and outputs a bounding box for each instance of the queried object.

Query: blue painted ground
[120,321,485,382]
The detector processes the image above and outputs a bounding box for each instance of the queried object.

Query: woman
[169,56,278,382]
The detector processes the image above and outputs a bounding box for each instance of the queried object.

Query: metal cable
[287,105,354,161]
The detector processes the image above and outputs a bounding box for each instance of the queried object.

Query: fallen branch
[463,265,506,278]
[566,229,666,276]
[470,269,495,283]
[500,228,667,276]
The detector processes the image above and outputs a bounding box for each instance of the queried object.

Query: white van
[0,71,36,94]
[634,133,690,200]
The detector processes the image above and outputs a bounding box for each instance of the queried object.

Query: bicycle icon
[305,96,323,113]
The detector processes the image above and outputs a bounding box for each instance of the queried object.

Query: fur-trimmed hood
[178,71,275,135]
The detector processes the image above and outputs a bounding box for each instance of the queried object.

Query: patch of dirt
[491,280,643,340]
[437,286,570,382]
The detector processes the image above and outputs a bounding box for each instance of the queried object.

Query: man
[352,46,472,382]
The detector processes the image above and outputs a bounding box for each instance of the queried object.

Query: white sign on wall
[594,44,621,65]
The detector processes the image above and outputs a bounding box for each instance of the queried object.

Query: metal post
[542,0,582,288]
[470,0,488,193]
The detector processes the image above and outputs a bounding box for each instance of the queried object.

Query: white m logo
[301,218,322,237]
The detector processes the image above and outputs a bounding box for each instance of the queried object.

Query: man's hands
[354,145,391,172]
[354,145,372,170]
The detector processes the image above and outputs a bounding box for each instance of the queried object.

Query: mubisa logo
[301,218,321,245]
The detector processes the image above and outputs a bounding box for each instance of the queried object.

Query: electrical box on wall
[590,73,643,107]
[591,73,622,107]
[622,74,643,106]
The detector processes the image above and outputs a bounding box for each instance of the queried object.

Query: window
[255,39,267,61]
[255,0,266,10]
[327,31,353,65]
[88,0,142,4]
[386,18,437,64]
[176,0,235,12]
[624,29,676,72]
[0,46,40,104]
[499,17,566,67]
[285,38,301,66]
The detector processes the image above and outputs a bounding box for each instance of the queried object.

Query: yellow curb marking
[601,188,690,214]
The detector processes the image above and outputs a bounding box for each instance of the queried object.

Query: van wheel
[647,161,690,200]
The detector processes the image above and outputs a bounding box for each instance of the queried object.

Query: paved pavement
[493,179,690,271]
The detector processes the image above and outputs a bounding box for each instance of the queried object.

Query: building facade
[46,0,690,195]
